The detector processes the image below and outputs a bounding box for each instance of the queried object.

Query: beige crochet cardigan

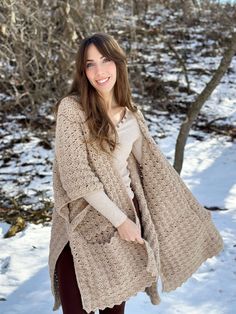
[48,96,224,313]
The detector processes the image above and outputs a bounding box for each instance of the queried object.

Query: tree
[173,31,236,174]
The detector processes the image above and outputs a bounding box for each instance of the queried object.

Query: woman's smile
[96,76,110,85]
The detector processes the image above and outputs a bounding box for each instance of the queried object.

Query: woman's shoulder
[57,95,85,122]
[57,95,82,113]
[128,103,145,122]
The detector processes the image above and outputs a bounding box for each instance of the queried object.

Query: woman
[48,33,224,314]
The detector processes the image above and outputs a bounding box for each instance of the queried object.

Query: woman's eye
[86,63,94,68]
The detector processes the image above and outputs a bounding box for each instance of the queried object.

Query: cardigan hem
[52,277,160,313]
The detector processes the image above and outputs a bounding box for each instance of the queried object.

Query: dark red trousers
[56,194,141,314]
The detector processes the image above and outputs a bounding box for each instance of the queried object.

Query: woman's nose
[95,63,106,76]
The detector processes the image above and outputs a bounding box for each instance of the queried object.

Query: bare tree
[173,31,236,174]
[180,0,200,24]
[0,0,115,115]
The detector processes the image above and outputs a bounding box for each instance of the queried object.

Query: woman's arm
[83,191,127,228]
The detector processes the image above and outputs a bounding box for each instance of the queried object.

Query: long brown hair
[55,32,138,154]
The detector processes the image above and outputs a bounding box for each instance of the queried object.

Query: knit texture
[48,96,224,313]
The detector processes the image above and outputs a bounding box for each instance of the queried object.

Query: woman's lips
[96,77,110,86]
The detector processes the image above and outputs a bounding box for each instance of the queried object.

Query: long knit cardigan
[48,96,224,313]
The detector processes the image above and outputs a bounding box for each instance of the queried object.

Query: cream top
[83,107,143,227]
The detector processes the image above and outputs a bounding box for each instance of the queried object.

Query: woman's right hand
[117,217,144,244]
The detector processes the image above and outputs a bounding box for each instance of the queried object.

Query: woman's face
[85,44,117,99]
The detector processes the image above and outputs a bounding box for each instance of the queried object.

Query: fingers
[117,219,144,244]
[129,230,144,244]
[131,237,144,244]
[137,238,144,244]
[122,236,144,244]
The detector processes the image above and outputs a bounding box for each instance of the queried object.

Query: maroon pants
[56,194,141,314]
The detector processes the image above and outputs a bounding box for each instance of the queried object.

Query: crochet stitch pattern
[48,96,224,313]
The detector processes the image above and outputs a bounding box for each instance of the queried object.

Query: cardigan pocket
[68,198,142,245]
[68,204,119,244]
[69,228,158,281]
[69,203,91,233]
[68,205,159,280]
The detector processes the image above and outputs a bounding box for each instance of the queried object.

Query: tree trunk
[180,0,199,23]
[173,31,236,174]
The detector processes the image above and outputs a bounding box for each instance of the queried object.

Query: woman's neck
[99,92,119,111]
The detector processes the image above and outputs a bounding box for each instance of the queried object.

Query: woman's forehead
[85,43,111,62]
[85,44,103,60]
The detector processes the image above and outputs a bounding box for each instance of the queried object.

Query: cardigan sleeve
[55,97,105,201]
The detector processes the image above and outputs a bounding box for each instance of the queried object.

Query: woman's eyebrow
[86,56,105,62]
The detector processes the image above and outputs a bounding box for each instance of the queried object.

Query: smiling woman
[50,33,144,314]
[48,33,224,314]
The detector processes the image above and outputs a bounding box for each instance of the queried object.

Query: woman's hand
[117,217,144,244]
